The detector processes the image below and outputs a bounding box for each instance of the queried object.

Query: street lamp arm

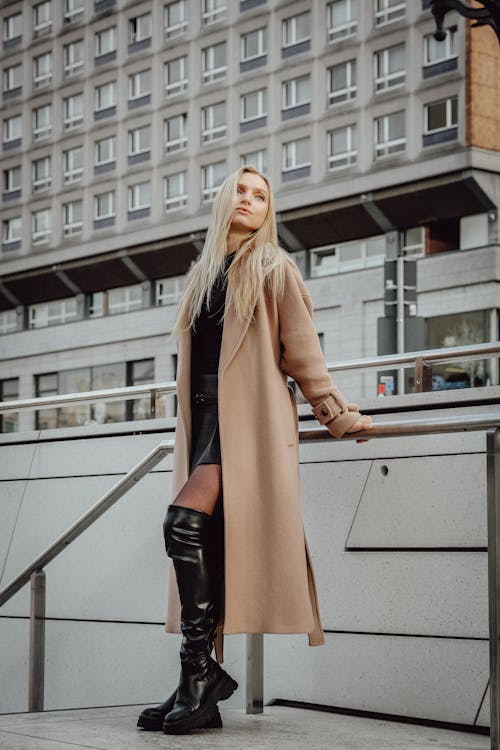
[430,0,500,43]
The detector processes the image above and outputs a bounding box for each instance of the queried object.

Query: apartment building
[0,0,499,431]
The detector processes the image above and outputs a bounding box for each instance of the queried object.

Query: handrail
[0,441,174,608]
[0,342,498,414]
[326,341,500,372]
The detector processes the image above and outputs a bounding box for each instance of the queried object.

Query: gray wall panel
[0,618,29,714]
[346,454,486,548]
[264,633,489,726]
[43,621,245,711]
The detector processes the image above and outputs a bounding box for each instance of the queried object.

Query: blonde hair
[172,165,287,335]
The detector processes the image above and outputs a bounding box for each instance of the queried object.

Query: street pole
[397,255,405,395]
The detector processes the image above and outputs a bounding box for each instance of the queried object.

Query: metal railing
[0,342,498,418]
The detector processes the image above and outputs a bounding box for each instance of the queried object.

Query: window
[202,42,226,83]
[0,378,19,433]
[0,310,18,335]
[374,44,405,92]
[64,0,84,24]
[129,69,151,101]
[29,298,78,328]
[165,114,187,152]
[310,235,385,276]
[95,136,115,166]
[165,0,188,38]
[282,12,311,49]
[95,191,115,220]
[327,0,358,42]
[36,359,154,429]
[32,208,52,244]
[202,161,226,202]
[375,111,406,157]
[95,27,116,57]
[32,156,51,192]
[202,102,226,142]
[4,63,22,93]
[241,27,266,62]
[425,27,455,64]
[400,226,424,257]
[424,96,458,141]
[4,13,22,43]
[129,13,152,43]
[63,146,83,183]
[328,124,357,170]
[63,200,83,236]
[164,171,188,210]
[89,285,144,317]
[64,93,84,130]
[4,166,21,193]
[282,137,311,172]
[374,0,405,27]
[428,310,491,391]
[241,89,266,122]
[240,149,267,174]
[3,114,22,143]
[128,182,151,212]
[282,75,310,110]
[128,125,151,156]
[202,0,227,25]
[156,276,185,305]
[33,103,52,140]
[328,60,357,105]
[33,1,52,37]
[3,216,22,245]
[95,80,116,112]
[165,56,188,96]
[64,40,84,77]
[33,52,51,88]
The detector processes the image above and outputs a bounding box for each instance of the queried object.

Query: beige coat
[165,257,360,660]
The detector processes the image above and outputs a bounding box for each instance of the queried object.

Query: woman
[138,166,373,735]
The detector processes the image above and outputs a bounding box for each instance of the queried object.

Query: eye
[256,194,266,201]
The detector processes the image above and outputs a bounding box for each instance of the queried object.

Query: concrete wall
[0,390,497,728]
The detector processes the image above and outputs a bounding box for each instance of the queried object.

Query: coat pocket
[286,384,299,446]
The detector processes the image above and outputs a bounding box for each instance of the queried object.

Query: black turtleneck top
[191,252,235,378]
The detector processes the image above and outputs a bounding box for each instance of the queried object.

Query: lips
[236,207,252,214]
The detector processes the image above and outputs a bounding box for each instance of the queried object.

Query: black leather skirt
[189,373,221,473]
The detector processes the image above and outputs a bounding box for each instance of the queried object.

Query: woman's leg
[161,462,236,734]
[171,464,222,516]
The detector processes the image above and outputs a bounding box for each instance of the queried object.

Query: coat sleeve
[278,259,361,439]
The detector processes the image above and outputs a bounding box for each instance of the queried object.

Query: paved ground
[0,705,491,750]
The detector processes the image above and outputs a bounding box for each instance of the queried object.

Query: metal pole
[246,633,264,714]
[28,570,46,712]
[487,429,500,749]
[396,255,405,395]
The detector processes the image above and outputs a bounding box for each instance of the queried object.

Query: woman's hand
[346,414,373,434]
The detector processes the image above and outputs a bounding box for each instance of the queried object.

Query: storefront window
[428,310,491,390]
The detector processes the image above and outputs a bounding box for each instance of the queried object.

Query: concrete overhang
[0,171,495,311]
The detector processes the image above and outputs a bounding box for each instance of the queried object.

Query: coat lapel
[218,283,253,378]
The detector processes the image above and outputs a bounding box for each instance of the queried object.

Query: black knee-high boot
[161,505,237,734]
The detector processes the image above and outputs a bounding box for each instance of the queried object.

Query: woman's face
[230,172,269,234]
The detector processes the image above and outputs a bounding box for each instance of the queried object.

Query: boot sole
[162,673,238,735]
[138,708,222,732]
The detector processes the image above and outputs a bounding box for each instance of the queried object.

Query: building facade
[1,0,499,432]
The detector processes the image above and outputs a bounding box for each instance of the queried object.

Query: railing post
[28,570,45,712]
[414,358,433,392]
[246,633,264,714]
[487,429,500,750]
